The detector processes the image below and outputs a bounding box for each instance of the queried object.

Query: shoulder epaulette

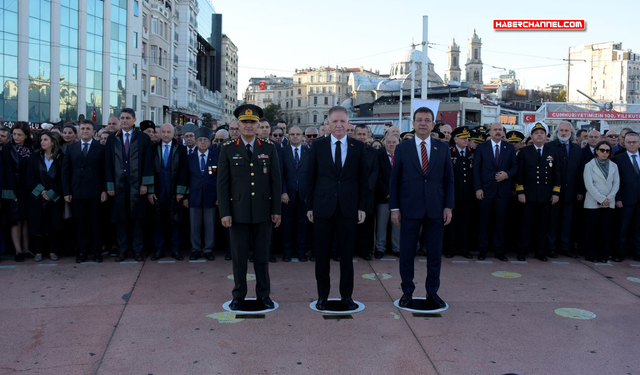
[223,139,234,146]
[261,138,273,144]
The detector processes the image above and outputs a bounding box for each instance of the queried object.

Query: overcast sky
[215,0,639,99]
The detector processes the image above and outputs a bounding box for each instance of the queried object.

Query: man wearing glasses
[213,129,229,147]
[305,127,319,146]
[228,120,240,140]
[271,128,284,145]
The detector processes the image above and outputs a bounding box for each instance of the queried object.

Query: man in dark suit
[281,126,310,262]
[446,126,474,259]
[62,119,107,263]
[218,104,281,311]
[374,135,400,259]
[354,124,379,260]
[390,107,454,309]
[148,124,188,261]
[613,132,640,261]
[307,106,368,311]
[548,122,582,258]
[473,122,518,261]
[515,122,561,261]
[105,108,154,262]
[184,127,218,261]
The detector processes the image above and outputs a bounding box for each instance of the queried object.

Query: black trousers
[447,199,472,254]
[282,192,308,257]
[400,214,443,296]
[518,201,550,257]
[73,198,101,256]
[355,211,375,256]
[34,233,58,255]
[230,221,272,299]
[585,208,612,260]
[548,198,574,252]
[478,196,509,256]
[116,185,143,254]
[314,211,356,299]
[617,203,640,258]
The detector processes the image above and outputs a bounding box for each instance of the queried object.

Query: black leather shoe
[204,252,215,261]
[566,251,579,258]
[309,253,316,262]
[427,293,446,309]
[612,257,624,263]
[517,255,526,262]
[229,298,244,311]
[189,251,200,260]
[134,254,144,262]
[462,252,473,259]
[269,255,277,263]
[536,255,548,262]
[76,254,86,263]
[249,254,254,262]
[298,255,308,262]
[282,256,291,262]
[331,255,340,262]
[599,259,609,263]
[548,251,558,259]
[151,250,164,261]
[93,254,103,263]
[15,253,25,262]
[342,298,357,310]
[496,254,509,262]
[260,297,275,309]
[316,298,327,311]
[393,252,400,258]
[634,256,640,262]
[224,252,232,260]
[444,253,454,259]
[477,253,487,261]
[374,251,383,259]
[360,252,372,260]
[115,254,126,262]
[584,257,597,263]
[171,252,184,261]
[399,294,413,308]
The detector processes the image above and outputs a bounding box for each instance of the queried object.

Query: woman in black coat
[27,131,64,262]
[2,122,33,262]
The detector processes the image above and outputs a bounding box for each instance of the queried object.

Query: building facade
[221,34,238,124]
[243,75,293,115]
[568,41,640,104]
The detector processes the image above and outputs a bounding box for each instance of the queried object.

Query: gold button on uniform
[251,192,255,196]
[251,173,254,176]
[251,182,255,186]
[250,163,254,167]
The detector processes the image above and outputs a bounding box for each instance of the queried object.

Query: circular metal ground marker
[393,297,449,313]
[227,273,256,281]
[626,277,640,283]
[492,271,522,279]
[309,299,366,314]
[222,298,279,314]
[554,308,596,320]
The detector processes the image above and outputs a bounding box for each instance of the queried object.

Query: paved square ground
[1,253,639,374]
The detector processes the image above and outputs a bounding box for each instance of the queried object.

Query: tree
[554,90,567,102]
[202,112,214,129]
[263,103,282,126]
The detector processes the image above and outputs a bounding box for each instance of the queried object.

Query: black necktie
[335,141,342,174]
[538,148,542,160]
[294,147,300,169]
[632,154,640,176]
[460,149,465,158]
[246,143,253,160]
[82,142,89,156]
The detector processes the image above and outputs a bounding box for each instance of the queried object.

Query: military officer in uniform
[446,127,474,258]
[506,131,525,154]
[217,104,282,311]
[515,122,561,261]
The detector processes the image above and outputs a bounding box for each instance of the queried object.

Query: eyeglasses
[213,138,224,143]
[597,148,611,153]
[272,133,283,137]
[306,134,318,138]
[606,135,617,138]
[289,133,302,136]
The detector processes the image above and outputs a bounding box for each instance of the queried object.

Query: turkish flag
[259,81,266,90]
[523,114,535,123]
[92,108,97,122]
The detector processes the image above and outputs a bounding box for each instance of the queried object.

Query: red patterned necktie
[390,153,394,166]
[420,141,428,175]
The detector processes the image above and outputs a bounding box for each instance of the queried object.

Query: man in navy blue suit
[472,123,518,261]
[613,132,640,261]
[184,127,218,261]
[389,107,454,309]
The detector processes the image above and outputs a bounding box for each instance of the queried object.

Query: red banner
[548,111,640,120]
[523,114,536,123]
[92,108,97,122]
[259,81,266,90]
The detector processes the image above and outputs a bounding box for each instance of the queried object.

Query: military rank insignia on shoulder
[260,138,273,145]
[223,139,234,146]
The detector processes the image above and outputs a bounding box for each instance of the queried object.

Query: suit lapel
[341,140,356,176]
[409,139,422,175]
[427,141,438,176]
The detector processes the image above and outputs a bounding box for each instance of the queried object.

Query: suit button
[251,182,255,186]
[251,173,254,176]
[464,180,467,182]
[251,192,255,196]
[230,198,233,201]
[463,168,466,170]
[250,163,254,167]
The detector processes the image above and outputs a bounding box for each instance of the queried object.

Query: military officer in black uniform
[506,131,525,154]
[445,127,474,258]
[217,104,282,311]
[515,122,561,261]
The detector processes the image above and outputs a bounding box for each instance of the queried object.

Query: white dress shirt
[414,136,431,169]
[80,138,93,153]
[331,134,347,166]
[627,150,639,164]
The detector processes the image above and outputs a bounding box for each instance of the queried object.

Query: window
[297,99,301,107]
[133,32,138,48]
[133,63,137,79]
[132,95,137,110]
[134,1,139,16]
[313,97,317,105]
[150,76,156,94]
[313,114,317,123]
[150,107,156,122]
[151,19,157,34]
[324,97,328,105]
[322,87,326,94]
[453,56,457,66]
[473,48,478,60]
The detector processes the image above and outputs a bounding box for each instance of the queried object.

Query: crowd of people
[0,111,638,270]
